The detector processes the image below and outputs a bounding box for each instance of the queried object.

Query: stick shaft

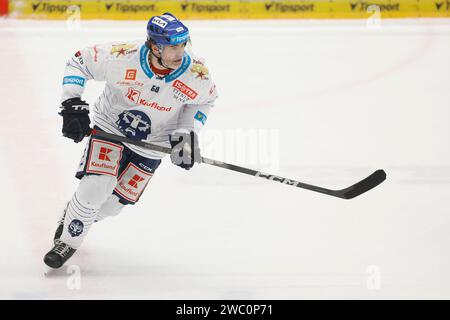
[91,129,386,199]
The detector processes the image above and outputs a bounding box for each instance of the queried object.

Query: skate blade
[43,265,65,277]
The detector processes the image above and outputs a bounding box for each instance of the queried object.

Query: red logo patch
[126,87,141,104]
[99,147,112,161]
[128,174,145,188]
[86,139,123,177]
[125,69,137,80]
[172,80,198,100]
[114,163,153,203]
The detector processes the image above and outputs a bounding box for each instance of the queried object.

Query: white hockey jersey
[61,40,218,159]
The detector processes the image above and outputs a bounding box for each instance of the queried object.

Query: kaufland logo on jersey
[126,87,172,111]
[117,180,140,199]
[172,80,198,100]
[114,163,152,202]
[139,99,172,112]
[128,174,144,188]
[91,146,116,171]
[127,87,141,103]
[86,140,123,176]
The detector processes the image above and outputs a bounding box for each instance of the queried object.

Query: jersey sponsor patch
[86,139,123,176]
[125,69,137,80]
[74,51,84,64]
[126,87,141,103]
[194,111,207,125]
[190,62,209,80]
[126,88,173,111]
[114,163,153,203]
[63,76,85,87]
[172,80,198,100]
[110,43,138,57]
[139,99,172,112]
[116,80,144,87]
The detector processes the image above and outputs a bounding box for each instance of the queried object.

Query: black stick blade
[336,169,387,199]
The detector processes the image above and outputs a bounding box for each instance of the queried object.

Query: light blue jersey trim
[139,45,154,79]
[139,44,191,83]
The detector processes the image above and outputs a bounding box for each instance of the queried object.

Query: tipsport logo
[350,1,400,11]
[31,1,82,13]
[104,2,156,13]
[264,1,315,12]
[180,2,231,13]
[169,32,190,45]
[63,76,85,87]
[436,1,450,11]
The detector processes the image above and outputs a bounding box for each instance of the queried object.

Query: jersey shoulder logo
[190,59,209,80]
[194,111,207,125]
[110,43,138,58]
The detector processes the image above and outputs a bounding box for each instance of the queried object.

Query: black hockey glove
[169,129,201,170]
[59,98,91,143]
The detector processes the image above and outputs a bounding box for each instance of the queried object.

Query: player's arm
[170,82,218,170]
[59,44,109,142]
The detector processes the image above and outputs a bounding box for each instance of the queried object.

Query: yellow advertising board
[7,0,450,20]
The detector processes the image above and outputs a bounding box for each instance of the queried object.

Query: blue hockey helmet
[146,13,190,46]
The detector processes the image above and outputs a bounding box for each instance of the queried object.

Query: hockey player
[44,13,218,269]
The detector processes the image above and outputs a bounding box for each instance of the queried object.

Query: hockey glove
[59,98,91,143]
[169,129,201,170]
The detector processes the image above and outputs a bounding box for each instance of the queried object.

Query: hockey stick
[91,129,386,199]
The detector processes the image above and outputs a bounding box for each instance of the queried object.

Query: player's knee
[76,174,117,208]
[96,194,125,221]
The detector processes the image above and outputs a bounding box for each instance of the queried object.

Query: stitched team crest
[116,110,152,141]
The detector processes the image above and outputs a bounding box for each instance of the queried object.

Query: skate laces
[54,240,73,257]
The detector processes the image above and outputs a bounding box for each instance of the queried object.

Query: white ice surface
[0,18,450,299]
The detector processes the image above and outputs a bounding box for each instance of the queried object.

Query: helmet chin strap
[150,45,175,71]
